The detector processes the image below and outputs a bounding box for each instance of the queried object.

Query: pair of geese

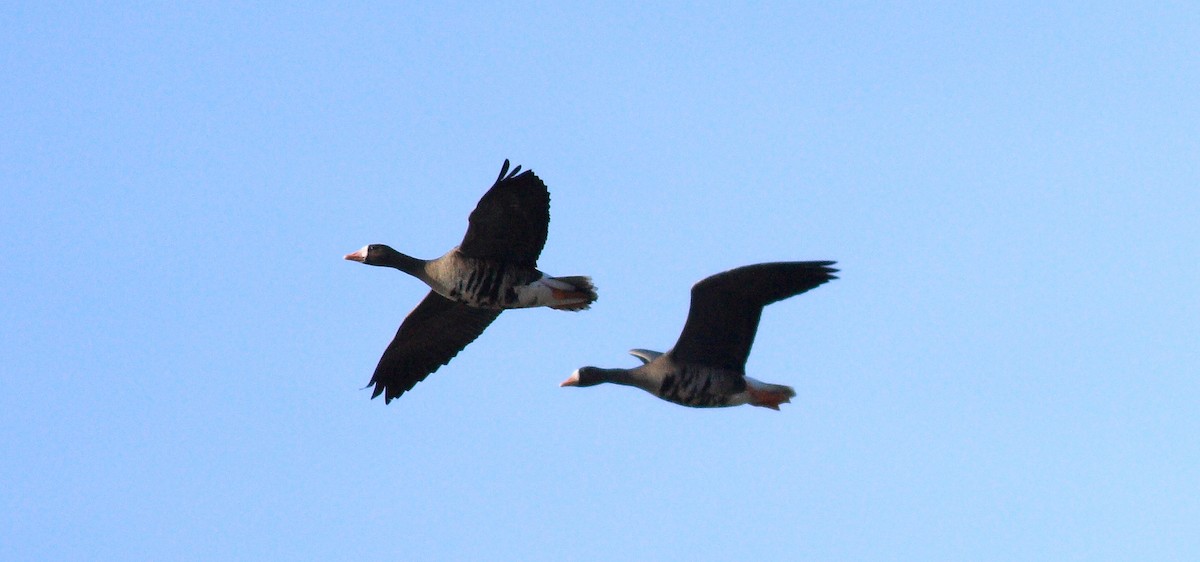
[345,160,837,410]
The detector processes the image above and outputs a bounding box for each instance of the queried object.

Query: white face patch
[560,369,582,387]
[345,245,370,262]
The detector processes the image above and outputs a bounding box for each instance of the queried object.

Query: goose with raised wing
[346,160,596,403]
[561,261,835,410]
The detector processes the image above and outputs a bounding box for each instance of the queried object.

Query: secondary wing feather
[368,290,502,403]
[669,261,837,370]
[458,160,550,267]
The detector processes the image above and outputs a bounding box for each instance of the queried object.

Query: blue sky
[3,3,1197,560]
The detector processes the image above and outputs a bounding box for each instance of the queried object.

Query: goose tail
[744,377,796,411]
[546,276,597,311]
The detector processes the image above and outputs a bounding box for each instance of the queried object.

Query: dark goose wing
[458,160,551,267]
[669,261,838,371]
[368,290,502,403]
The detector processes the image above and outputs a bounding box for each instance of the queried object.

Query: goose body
[346,160,597,403]
[424,249,594,311]
[562,261,836,410]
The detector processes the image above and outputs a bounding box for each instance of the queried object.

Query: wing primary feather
[458,161,551,265]
[495,159,511,184]
[669,261,838,370]
[367,291,502,403]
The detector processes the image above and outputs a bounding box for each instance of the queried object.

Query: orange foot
[549,288,591,311]
[746,387,792,411]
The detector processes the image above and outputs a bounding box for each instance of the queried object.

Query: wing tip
[495,159,524,185]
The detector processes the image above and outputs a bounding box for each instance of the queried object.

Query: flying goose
[561,261,836,409]
[346,160,597,403]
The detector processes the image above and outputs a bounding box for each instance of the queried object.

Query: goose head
[559,367,612,388]
[344,244,395,265]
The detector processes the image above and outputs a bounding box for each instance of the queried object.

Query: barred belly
[442,259,539,309]
[656,365,748,408]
